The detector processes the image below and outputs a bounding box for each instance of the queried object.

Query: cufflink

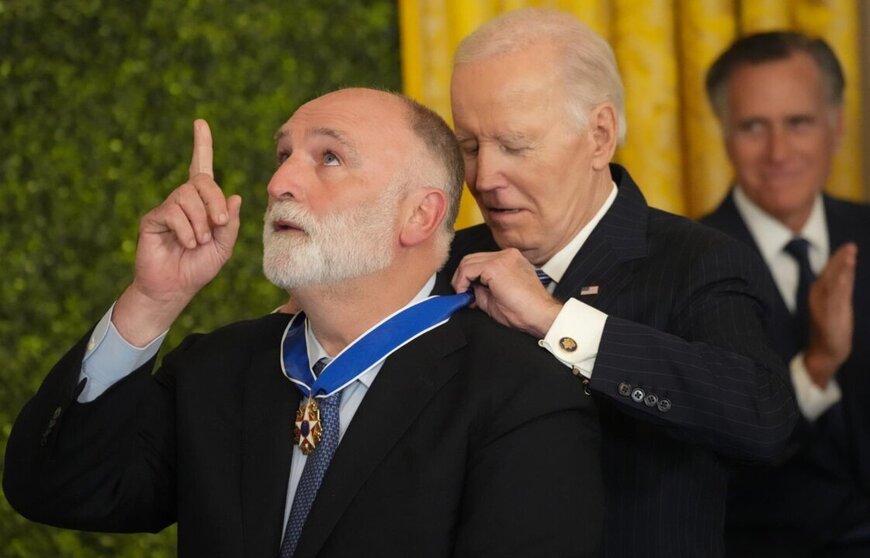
[558,337,578,352]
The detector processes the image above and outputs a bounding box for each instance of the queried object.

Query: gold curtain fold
[678,0,735,215]
[739,0,790,31]
[399,0,864,229]
[612,0,685,214]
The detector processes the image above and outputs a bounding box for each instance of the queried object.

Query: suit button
[644,393,658,407]
[631,387,645,403]
[559,337,578,352]
[657,398,672,413]
[618,382,632,397]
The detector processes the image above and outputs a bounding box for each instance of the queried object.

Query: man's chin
[262,254,320,291]
[264,272,316,292]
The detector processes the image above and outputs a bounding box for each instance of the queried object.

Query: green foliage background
[0,1,400,555]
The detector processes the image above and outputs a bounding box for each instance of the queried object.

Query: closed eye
[461,145,479,157]
[500,144,528,154]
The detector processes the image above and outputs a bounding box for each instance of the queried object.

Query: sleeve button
[630,387,645,403]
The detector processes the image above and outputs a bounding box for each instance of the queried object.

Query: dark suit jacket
[442,164,798,558]
[4,304,604,557]
[702,191,870,555]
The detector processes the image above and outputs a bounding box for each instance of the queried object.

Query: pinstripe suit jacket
[443,164,798,558]
[702,191,870,555]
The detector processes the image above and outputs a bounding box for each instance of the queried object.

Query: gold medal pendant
[293,397,323,455]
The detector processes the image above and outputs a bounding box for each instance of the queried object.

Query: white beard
[262,185,401,291]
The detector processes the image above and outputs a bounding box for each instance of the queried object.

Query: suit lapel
[240,319,301,557]
[553,164,647,311]
[293,318,467,558]
[705,191,760,254]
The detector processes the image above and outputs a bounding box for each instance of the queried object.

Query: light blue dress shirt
[78,275,437,535]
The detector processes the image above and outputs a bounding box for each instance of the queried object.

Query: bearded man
[4,88,603,557]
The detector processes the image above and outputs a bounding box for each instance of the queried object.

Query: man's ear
[589,102,618,171]
[399,187,448,247]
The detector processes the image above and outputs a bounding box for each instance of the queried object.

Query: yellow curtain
[399,0,864,228]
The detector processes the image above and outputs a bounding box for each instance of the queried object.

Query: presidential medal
[293,397,323,455]
[281,293,473,456]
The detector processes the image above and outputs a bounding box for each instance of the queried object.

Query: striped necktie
[535,269,553,288]
[279,358,342,558]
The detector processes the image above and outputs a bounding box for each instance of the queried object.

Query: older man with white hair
[444,9,798,557]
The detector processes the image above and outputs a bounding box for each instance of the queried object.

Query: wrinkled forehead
[278,90,413,151]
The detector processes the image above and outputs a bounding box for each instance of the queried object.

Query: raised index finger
[188,119,214,180]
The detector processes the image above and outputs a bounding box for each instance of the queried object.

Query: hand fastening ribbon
[281,292,472,454]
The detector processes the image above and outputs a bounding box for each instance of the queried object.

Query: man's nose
[766,126,790,163]
[471,147,502,193]
[267,157,305,201]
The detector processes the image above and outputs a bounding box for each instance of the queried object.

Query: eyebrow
[273,126,362,166]
[454,131,532,144]
[497,131,532,143]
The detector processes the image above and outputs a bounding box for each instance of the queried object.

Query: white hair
[454,8,626,144]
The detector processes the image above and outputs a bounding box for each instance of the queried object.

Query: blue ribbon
[281,292,473,399]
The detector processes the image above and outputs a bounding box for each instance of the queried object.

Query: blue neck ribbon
[281,292,472,399]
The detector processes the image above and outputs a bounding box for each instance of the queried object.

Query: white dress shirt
[732,187,841,420]
[537,182,617,378]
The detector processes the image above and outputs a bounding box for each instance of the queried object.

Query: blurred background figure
[701,31,870,558]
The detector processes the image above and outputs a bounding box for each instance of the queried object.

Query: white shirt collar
[541,181,618,283]
[303,274,437,388]
[732,186,829,311]
[732,186,829,268]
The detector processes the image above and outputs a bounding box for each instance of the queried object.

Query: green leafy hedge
[0,1,400,555]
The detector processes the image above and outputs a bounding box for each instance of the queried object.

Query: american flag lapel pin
[580,285,599,296]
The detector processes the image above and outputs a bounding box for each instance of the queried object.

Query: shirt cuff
[78,303,168,403]
[538,298,608,378]
[790,351,842,421]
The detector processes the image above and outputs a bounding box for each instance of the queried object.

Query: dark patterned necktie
[278,358,342,558]
[535,269,553,288]
[783,237,816,348]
